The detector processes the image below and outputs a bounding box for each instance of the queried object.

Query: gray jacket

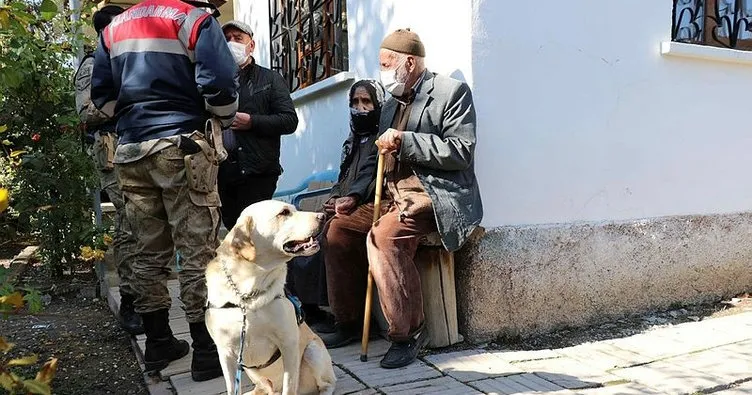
[379,71,483,252]
[74,54,116,142]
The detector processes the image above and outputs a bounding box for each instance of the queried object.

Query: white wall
[345,0,473,84]
[230,0,752,229]
[233,0,472,192]
[232,0,269,67]
[472,0,752,226]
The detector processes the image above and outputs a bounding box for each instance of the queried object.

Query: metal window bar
[269,0,348,92]
[672,0,752,49]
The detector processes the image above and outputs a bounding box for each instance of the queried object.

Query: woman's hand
[334,196,358,215]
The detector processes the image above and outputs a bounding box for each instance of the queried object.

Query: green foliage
[0,0,102,274]
[0,239,51,393]
[11,134,101,273]
[21,288,42,314]
[0,6,100,393]
[0,265,43,316]
[0,293,56,395]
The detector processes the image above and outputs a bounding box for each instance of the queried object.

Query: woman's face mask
[350,107,379,134]
[227,41,250,66]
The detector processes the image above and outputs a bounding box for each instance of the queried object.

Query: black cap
[93,5,124,33]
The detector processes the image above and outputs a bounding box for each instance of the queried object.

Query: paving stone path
[108,282,752,394]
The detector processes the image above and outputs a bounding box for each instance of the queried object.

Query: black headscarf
[349,79,386,136]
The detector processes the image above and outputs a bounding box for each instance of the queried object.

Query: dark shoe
[320,322,361,349]
[189,322,222,382]
[305,307,336,334]
[310,317,337,334]
[119,294,144,336]
[141,309,190,372]
[302,304,323,321]
[380,328,429,369]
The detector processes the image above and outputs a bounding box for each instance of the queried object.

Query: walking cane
[360,144,387,362]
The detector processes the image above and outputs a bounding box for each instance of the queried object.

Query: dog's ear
[230,216,255,262]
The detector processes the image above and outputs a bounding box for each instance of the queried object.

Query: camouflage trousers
[89,132,137,298]
[116,145,221,323]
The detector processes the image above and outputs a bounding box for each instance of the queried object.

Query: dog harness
[207,289,304,323]
[207,260,305,395]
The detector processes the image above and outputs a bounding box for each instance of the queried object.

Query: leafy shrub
[0,0,103,275]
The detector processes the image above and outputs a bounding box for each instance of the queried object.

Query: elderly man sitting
[320,28,483,369]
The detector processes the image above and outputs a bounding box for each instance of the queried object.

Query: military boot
[141,309,190,372]
[189,321,223,382]
[118,293,144,335]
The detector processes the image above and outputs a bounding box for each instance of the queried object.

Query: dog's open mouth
[283,237,320,254]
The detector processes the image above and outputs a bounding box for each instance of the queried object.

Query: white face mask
[379,59,408,97]
[227,41,249,66]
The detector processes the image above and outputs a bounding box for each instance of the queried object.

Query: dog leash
[232,298,299,395]
[221,260,303,395]
[234,305,247,395]
[221,260,263,395]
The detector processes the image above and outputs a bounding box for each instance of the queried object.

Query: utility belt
[180,118,228,195]
[92,131,117,171]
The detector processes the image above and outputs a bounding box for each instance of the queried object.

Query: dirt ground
[0,247,148,395]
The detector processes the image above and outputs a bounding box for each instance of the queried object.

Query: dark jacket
[357,71,483,252]
[91,0,239,143]
[227,62,298,177]
[329,132,379,202]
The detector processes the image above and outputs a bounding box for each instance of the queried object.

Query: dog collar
[208,301,242,309]
[244,349,281,370]
[220,260,270,304]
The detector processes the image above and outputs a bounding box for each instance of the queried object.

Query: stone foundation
[455,212,752,343]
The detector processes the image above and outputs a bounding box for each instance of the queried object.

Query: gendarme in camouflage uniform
[74,4,142,335]
[89,0,239,382]
[114,135,221,324]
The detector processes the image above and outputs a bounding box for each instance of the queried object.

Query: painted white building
[233,0,752,342]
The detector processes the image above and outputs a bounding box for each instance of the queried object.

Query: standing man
[321,29,483,369]
[90,0,239,381]
[74,4,143,336]
[218,21,298,229]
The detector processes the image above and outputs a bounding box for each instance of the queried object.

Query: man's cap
[222,20,253,37]
[380,28,425,57]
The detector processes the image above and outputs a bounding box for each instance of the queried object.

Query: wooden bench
[372,232,462,348]
[415,233,462,348]
[295,180,334,212]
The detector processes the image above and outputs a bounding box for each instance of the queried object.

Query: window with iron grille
[269,0,348,92]
[673,0,752,50]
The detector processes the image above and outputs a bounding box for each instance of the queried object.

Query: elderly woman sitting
[286,79,387,331]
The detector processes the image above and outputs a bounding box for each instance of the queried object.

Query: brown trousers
[323,202,437,341]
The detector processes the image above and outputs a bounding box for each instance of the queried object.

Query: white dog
[205,200,336,395]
